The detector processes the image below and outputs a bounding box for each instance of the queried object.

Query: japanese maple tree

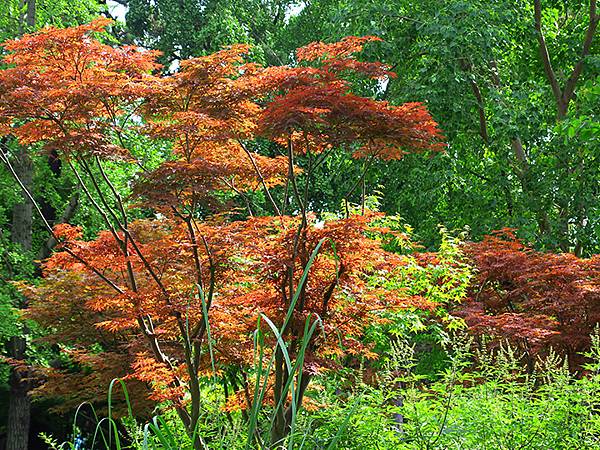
[0,20,444,446]
[455,229,600,370]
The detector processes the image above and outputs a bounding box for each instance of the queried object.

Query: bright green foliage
[392,335,600,449]
[362,225,471,370]
[42,329,600,449]
[125,0,298,66]
[0,0,101,40]
[280,0,600,254]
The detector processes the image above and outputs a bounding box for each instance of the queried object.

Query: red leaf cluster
[0,18,159,160]
[259,38,444,157]
[455,229,600,366]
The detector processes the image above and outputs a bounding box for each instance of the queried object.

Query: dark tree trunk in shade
[5,336,31,450]
[7,147,33,450]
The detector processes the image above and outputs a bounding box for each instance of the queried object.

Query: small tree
[0,20,443,447]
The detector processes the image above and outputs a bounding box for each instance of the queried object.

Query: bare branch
[535,0,599,119]
[562,0,598,115]
[0,149,124,294]
[534,0,563,109]
[238,140,282,216]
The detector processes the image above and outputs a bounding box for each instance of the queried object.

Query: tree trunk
[270,370,312,448]
[7,147,33,450]
[10,148,33,252]
[7,3,37,448]
[5,337,31,450]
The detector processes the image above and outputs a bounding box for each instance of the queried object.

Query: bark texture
[7,147,33,450]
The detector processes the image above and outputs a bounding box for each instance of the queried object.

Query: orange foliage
[32,214,434,380]
[0,18,159,159]
[259,38,444,157]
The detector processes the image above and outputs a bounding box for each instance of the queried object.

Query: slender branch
[535,0,598,119]
[183,214,205,293]
[74,157,169,299]
[221,178,254,217]
[511,136,529,172]
[534,0,563,110]
[238,140,282,216]
[288,140,306,223]
[94,156,128,227]
[67,159,125,247]
[562,0,598,115]
[190,233,216,341]
[0,149,123,294]
[93,156,139,292]
[321,263,345,317]
[459,58,489,144]
[342,153,376,217]
[37,191,80,262]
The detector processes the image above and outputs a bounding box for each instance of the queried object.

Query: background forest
[0,0,598,449]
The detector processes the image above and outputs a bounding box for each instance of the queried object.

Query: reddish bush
[455,229,600,368]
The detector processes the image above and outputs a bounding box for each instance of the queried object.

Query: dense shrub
[455,229,600,369]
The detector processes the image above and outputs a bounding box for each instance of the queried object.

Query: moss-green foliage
[0,0,101,41]
[125,0,296,66]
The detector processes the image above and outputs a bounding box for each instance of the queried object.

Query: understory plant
[39,327,600,449]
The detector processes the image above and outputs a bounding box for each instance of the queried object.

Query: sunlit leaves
[0,18,160,159]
